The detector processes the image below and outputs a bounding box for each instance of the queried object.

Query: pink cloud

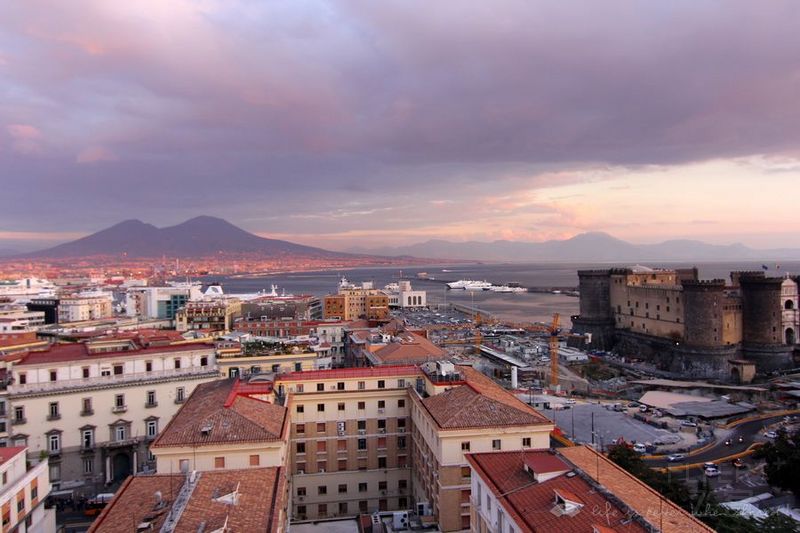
[76,145,117,164]
[6,123,43,154]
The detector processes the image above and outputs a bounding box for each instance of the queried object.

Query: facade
[385,281,427,309]
[347,329,445,367]
[572,267,798,379]
[57,295,114,323]
[232,319,349,361]
[240,294,322,321]
[323,280,390,321]
[0,447,56,533]
[0,310,45,334]
[25,299,59,325]
[175,298,242,332]
[124,283,202,320]
[7,340,219,494]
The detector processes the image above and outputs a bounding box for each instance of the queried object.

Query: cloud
[76,145,117,163]
[6,124,43,155]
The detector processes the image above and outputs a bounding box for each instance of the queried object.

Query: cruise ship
[446,280,493,290]
[489,285,527,293]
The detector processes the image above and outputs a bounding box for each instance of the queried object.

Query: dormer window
[551,490,584,517]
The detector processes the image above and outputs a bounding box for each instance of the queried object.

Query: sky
[2,1,800,253]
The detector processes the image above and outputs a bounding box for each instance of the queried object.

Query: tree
[753,429,800,497]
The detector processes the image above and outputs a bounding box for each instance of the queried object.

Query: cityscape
[2,2,800,533]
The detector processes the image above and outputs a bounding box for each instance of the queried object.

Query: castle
[571,266,798,382]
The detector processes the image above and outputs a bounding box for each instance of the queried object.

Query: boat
[490,285,528,293]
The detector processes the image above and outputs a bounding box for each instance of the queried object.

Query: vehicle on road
[703,462,717,470]
[627,402,639,408]
[764,431,778,439]
[633,443,647,454]
[704,467,720,477]
[724,439,732,446]
[667,453,686,462]
[732,458,746,469]
[639,405,649,413]
[680,420,698,428]
[566,399,576,405]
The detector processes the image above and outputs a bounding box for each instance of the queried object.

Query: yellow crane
[549,313,561,388]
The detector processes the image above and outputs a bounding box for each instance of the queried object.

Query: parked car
[566,399,577,405]
[667,453,686,462]
[633,443,647,454]
[704,467,720,477]
[764,431,778,439]
[680,420,698,428]
[627,402,639,408]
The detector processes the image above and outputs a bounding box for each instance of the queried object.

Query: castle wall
[681,280,726,347]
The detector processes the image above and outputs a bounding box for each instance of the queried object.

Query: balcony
[80,409,94,417]
[47,414,61,421]
[111,405,128,414]
[12,417,26,425]
[9,366,219,395]
[145,401,158,409]
[174,397,186,405]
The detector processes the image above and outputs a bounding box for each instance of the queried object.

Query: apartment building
[0,307,46,334]
[58,295,114,323]
[0,447,56,533]
[124,283,203,320]
[346,328,445,367]
[7,339,219,493]
[467,446,713,533]
[232,319,350,361]
[323,280,389,321]
[216,342,323,379]
[175,299,242,333]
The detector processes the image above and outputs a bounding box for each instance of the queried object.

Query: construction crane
[549,313,561,389]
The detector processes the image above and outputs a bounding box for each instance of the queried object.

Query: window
[113,364,123,375]
[338,402,345,411]
[296,384,304,393]
[250,455,260,466]
[398,418,406,429]
[359,500,368,512]
[48,402,59,419]
[338,459,347,470]
[115,394,125,409]
[49,463,60,482]
[316,383,324,392]
[461,466,471,479]
[317,422,326,433]
[82,367,90,378]
[294,362,302,372]
[398,436,406,449]
[297,424,305,434]
[357,381,365,390]
[31,486,37,500]
[146,420,158,438]
[338,439,347,451]
[49,370,57,382]
[174,358,181,369]
[358,482,368,492]
[176,387,185,402]
[398,379,405,388]
[398,399,405,408]
[297,442,306,454]
[378,400,385,409]
[318,485,327,495]
[317,441,327,453]
[399,479,407,490]
[317,403,325,412]
[357,401,365,410]
[101,369,111,377]
[296,487,306,496]
[116,426,126,441]
[83,458,93,474]
[358,438,367,450]
[379,481,387,491]
[48,433,60,453]
[378,457,387,468]
[145,361,153,372]
[296,405,305,414]
[82,398,92,414]
[357,420,366,431]
[82,429,94,449]
[318,503,328,517]
[13,406,24,422]
[18,373,26,385]
[146,390,157,406]
[461,441,470,451]
[179,459,190,473]
[378,380,385,389]
[200,356,208,367]
[17,499,24,513]
[522,437,531,447]
[214,457,225,469]
[338,484,347,494]
[338,502,348,515]
[337,382,345,390]
[492,439,501,450]
[378,419,386,430]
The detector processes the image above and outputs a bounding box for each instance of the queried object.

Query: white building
[7,338,219,494]
[57,293,114,323]
[124,283,203,320]
[0,447,56,533]
[384,280,427,309]
[0,308,45,333]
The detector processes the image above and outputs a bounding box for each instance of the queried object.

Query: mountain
[348,232,800,262]
[22,216,356,259]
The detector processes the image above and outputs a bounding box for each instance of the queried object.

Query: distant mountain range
[348,232,800,262]
[20,216,356,260]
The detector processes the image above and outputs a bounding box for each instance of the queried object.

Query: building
[346,327,445,367]
[6,338,219,493]
[467,445,713,533]
[571,267,798,380]
[215,340,326,379]
[0,308,45,334]
[124,283,203,320]
[240,292,322,321]
[150,378,288,473]
[323,279,389,321]
[58,294,114,323]
[175,298,242,333]
[232,319,350,362]
[384,280,427,309]
[88,467,288,533]
[25,298,59,325]
[0,447,56,533]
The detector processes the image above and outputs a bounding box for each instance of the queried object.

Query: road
[644,414,787,468]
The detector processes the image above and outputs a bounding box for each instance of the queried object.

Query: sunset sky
[2,1,799,252]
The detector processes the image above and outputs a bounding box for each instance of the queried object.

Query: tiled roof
[277,365,420,382]
[0,446,26,464]
[370,332,445,364]
[559,446,715,533]
[15,340,213,366]
[89,468,285,533]
[467,450,647,533]
[152,379,286,448]
[421,385,550,429]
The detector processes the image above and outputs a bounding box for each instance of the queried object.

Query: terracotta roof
[421,384,549,429]
[456,366,551,424]
[90,468,285,533]
[277,365,421,382]
[0,447,26,464]
[559,446,715,533]
[370,332,445,365]
[152,379,286,448]
[467,450,647,533]
[15,341,213,366]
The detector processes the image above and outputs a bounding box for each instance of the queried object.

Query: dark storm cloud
[1,0,799,235]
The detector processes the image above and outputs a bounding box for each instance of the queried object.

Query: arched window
[786,328,796,345]
[785,300,795,310]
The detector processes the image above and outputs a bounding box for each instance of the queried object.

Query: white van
[632,443,647,454]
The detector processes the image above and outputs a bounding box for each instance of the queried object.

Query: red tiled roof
[371,332,445,365]
[90,468,286,533]
[421,385,549,429]
[15,341,214,366]
[467,450,647,533]
[523,453,572,475]
[0,447,26,464]
[459,366,551,423]
[277,365,421,382]
[152,379,286,448]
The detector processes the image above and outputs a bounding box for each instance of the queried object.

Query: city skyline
[2,1,800,251]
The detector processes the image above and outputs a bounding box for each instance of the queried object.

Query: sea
[196,261,800,326]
